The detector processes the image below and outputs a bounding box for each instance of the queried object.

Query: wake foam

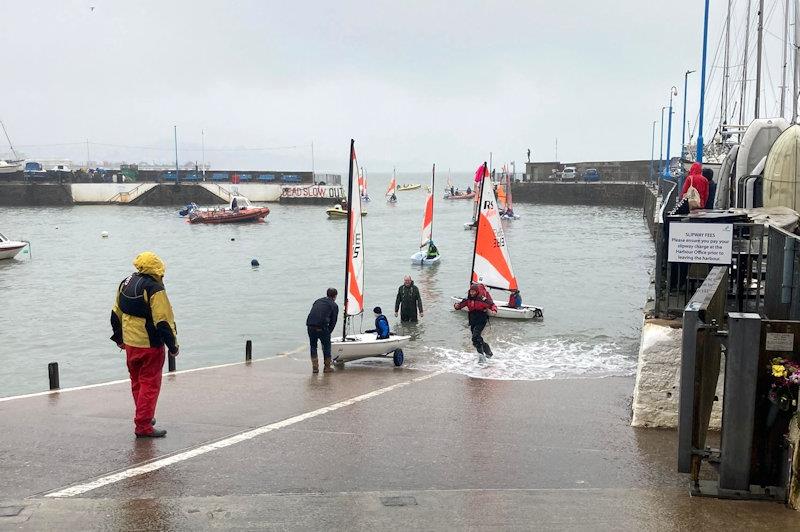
[406,338,637,381]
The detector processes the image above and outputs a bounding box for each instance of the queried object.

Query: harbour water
[0,180,653,397]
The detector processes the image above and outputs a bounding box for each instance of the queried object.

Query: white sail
[346,142,365,316]
[472,166,518,290]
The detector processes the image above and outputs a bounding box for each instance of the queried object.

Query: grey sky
[0,0,794,174]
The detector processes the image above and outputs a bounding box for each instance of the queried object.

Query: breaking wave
[406,337,637,381]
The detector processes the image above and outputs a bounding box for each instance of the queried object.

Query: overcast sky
[0,0,795,174]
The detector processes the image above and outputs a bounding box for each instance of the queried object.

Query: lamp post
[650,120,657,182]
[664,86,678,181]
[681,71,694,194]
[659,106,666,175]
[681,70,696,163]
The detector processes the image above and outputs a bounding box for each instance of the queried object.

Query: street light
[659,106,666,176]
[650,120,657,181]
[680,71,696,193]
[664,86,679,180]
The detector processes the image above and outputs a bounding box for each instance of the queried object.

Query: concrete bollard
[246,340,252,362]
[48,362,60,390]
[168,354,176,372]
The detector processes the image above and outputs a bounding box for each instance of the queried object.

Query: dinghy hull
[450,297,543,320]
[331,333,411,363]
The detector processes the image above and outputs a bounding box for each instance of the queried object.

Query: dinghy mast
[342,139,365,340]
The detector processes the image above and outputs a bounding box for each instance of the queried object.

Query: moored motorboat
[187,196,269,224]
[327,203,367,218]
[0,232,29,260]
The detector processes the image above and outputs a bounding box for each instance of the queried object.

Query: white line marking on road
[45,369,445,498]
[0,354,289,403]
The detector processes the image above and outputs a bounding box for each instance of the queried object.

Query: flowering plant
[768,357,800,411]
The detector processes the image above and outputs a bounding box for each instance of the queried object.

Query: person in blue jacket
[366,306,391,339]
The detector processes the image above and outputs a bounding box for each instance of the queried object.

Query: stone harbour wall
[512,182,647,207]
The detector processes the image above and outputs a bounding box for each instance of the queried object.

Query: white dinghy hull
[331,333,411,364]
[410,251,441,266]
[450,297,543,320]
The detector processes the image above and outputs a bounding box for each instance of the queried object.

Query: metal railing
[764,225,800,320]
[106,183,151,204]
[656,221,768,317]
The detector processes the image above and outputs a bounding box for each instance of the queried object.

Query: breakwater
[0,183,345,206]
[0,182,647,207]
[511,182,648,207]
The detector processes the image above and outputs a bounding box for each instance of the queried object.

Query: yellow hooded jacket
[110,252,178,351]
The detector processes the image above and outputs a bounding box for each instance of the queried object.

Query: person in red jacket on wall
[680,162,709,210]
[454,283,497,361]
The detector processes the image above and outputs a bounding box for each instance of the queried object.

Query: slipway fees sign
[668,223,733,265]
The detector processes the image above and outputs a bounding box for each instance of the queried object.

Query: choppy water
[0,178,653,396]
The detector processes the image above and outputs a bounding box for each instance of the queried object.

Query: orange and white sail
[496,183,507,211]
[345,141,364,317]
[419,165,435,248]
[358,166,367,197]
[471,163,518,290]
[386,171,397,197]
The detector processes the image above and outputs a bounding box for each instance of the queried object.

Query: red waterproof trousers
[125,345,165,435]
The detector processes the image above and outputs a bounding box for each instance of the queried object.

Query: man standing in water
[110,252,178,438]
[454,283,497,363]
[306,288,339,373]
[395,275,423,322]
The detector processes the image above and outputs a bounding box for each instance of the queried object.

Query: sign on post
[668,223,733,264]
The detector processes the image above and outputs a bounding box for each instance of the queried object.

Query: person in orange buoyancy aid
[111,252,179,438]
[454,283,497,359]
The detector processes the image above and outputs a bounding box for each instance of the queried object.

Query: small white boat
[0,160,22,174]
[450,297,543,320]
[0,232,28,260]
[411,164,441,265]
[411,250,441,265]
[332,140,410,367]
[0,120,23,174]
[331,333,410,365]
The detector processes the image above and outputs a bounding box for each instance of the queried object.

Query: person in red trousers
[110,252,179,438]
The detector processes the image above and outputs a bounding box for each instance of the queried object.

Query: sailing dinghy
[331,140,411,367]
[452,163,543,320]
[464,163,486,230]
[499,166,520,220]
[411,164,441,265]
[359,166,370,202]
[386,169,398,203]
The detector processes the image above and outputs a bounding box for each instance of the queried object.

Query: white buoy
[101,231,109,238]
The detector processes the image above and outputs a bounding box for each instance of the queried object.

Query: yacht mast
[722,0,732,129]
[740,0,752,127]
[794,0,800,122]
[780,0,791,116]
[754,0,765,119]
[0,120,19,160]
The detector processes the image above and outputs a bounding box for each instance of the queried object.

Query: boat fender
[101,231,109,238]
[230,238,236,241]
[251,259,260,267]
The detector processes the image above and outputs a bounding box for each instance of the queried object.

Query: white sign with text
[668,223,733,264]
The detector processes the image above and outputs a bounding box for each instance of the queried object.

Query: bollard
[245,340,252,362]
[48,362,60,390]
[168,354,176,372]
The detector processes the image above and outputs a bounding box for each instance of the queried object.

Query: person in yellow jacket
[110,252,178,438]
